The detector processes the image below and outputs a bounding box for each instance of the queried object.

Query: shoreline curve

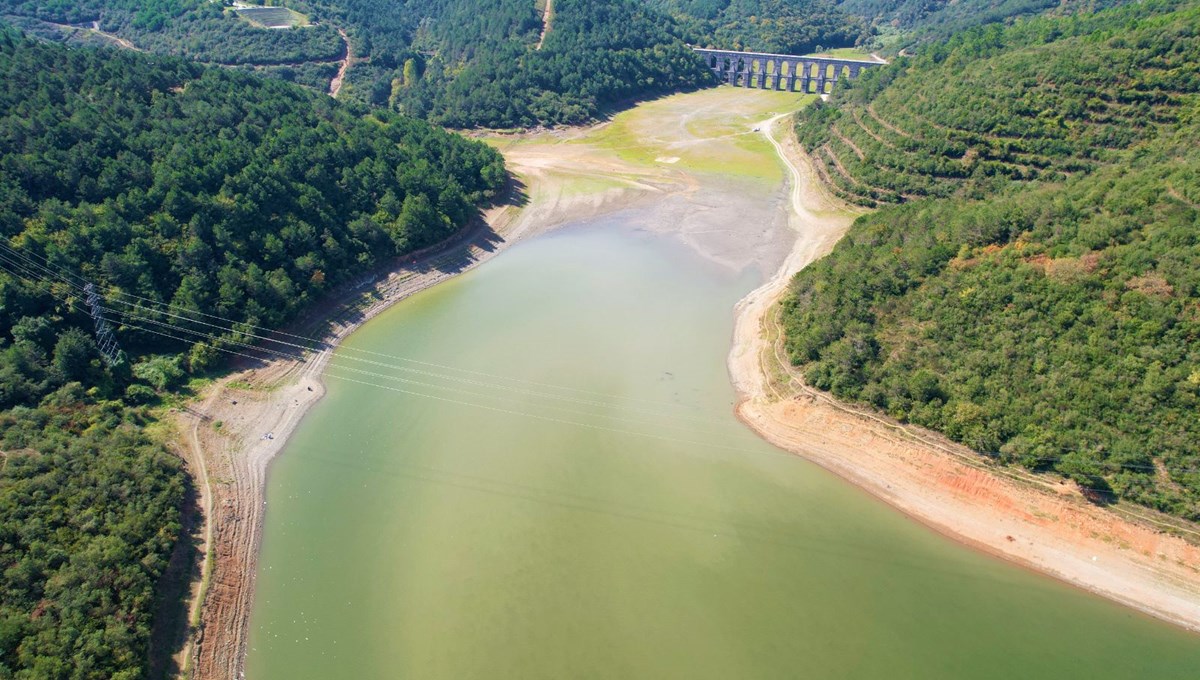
[728,113,1200,635]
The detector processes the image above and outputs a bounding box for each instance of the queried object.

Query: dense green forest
[0,398,186,679]
[783,0,1200,519]
[317,0,715,127]
[0,28,504,675]
[645,0,872,54]
[3,0,1138,127]
[0,0,344,65]
[5,0,715,127]
[836,0,1132,50]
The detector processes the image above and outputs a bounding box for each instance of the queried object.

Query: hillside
[0,29,504,675]
[782,0,1200,519]
[644,0,872,54]
[328,0,714,127]
[4,0,714,128]
[837,0,1133,50]
[0,0,343,64]
[796,0,1198,207]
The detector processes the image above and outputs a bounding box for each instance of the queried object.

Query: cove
[244,216,1200,678]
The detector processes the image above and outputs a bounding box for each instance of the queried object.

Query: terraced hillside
[782,0,1200,520]
[796,0,1199,206]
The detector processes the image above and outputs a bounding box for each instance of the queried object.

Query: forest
[783,0,1200,519]
[3,0,717,128]
[1,1,1137,128]
[0,0,344,65]
[315,0,715,127]
[0,28,504,676]
[645,0,872,54]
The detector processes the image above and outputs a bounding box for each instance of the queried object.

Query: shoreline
[174,87,1199,679]
[177,88,811,679]
[176,125,670,679]
[728,115,1200,634]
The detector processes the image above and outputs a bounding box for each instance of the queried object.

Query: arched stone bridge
[693,48,883,94]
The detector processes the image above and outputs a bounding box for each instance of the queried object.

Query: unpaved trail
[328,27,352,97]
[536,0,555,50]
[89,20,141,51]
[169,388,217,677]
[728,112,856,400]
[729,110,1200,633]
[36,20,142,51]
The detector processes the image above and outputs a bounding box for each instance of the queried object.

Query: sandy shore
[729,114,1200,633]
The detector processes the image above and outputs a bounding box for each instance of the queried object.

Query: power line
[0,240,710,410]
[84,283,122,366]
[1,255,1199,480]
[0,255,746,437]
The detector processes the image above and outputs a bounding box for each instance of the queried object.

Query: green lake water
[245,218,1200,678]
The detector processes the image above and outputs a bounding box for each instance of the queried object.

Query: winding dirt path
[34,20,142,51]
[536,0,555,50]
[328,27,352,98]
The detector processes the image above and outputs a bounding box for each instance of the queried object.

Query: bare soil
[328,28,352,98]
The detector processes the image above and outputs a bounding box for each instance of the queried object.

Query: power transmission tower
[84,283,122,366]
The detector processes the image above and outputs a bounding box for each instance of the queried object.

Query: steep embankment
[783,0,1200,520]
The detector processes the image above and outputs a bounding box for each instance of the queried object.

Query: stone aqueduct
[692,48,882,94]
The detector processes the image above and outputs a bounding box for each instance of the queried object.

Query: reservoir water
[245,218,1200,678]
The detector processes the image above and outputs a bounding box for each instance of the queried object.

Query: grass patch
[588,89,814,183]
[234,6,310,29]
[804,47,876,60]
[556,174,628,197]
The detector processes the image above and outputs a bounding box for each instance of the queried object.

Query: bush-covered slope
[796,0,1200,207]
[0,29,505,392]
[838,0,1132,48]
[782,0,1200,519]
[334,0,714,127]
[5,0,715,128]
[644,0,872,54]
[0,397,187,679]
[0,0,344,66]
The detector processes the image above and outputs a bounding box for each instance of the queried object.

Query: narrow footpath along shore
[729,114,1200,633]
